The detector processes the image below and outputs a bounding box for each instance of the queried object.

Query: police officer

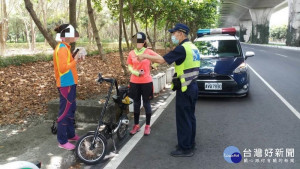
[137,23,200,157]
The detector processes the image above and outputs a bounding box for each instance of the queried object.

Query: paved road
[102,44,300,169]
[244,44,300,112]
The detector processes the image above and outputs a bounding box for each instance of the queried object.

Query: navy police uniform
[164,37,199,153]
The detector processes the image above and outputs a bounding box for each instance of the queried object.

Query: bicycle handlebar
[97,73,119,95]
[97,73,114,83]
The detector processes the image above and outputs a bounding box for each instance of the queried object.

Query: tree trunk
[130,17,133,49]
[23,20,31,50]
[69,0,77,52]
[190,24,197,41]
[77,0,82,23]
[87,0,106,60]
[0,24,4,56]
[30,18,36,51]
[169,31,173,49]
[128,0,138,33]
[24,0,57,49]
[87,21,93,45]
[133,18,138,33]
[119,0,128,76]
[0,0,8,56]
[164,21,169,53]
[152,16,157,51]
[40,0,48,46]
[122,17,130,50]
[145,20,154,50]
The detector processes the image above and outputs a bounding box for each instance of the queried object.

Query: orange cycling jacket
[53,42,78,87]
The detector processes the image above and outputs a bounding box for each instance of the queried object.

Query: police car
[194,28,254,97]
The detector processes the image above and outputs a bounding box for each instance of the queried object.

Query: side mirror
[245,51,255,60]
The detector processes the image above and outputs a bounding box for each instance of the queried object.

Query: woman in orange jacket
[53,24,82,150]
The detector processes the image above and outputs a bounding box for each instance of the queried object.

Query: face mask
[171,35,179,45]
[137,43,144,49]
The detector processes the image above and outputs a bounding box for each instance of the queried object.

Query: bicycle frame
[90,74,116,149]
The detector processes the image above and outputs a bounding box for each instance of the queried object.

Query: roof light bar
[197,27,236,37]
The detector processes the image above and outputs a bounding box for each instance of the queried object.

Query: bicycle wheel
[117,115,129,140]
[75,132,107,165]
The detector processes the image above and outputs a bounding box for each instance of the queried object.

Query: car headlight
[234,62,247,73]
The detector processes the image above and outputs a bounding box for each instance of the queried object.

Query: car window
[194,40,241,58]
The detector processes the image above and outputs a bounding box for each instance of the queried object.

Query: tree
[188,0,219,40]
[40,0,48,45]
[131,0,165,51]
[270,25,287,41]
[118,0,128,75]
[15,2,33,50]
[30,17,35,50]
[87,0,106,60]
[69,0,77,51]
[122,16,130,49]
[24,0,57,49]
[0,0,8,56]
[77,0,82,24]
[128,0,138,49]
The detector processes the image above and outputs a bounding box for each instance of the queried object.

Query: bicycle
[75,73,131,165]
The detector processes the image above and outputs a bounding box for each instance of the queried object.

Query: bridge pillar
[239,20,252,42]
[286,0,300,46]
[249,8,273,44]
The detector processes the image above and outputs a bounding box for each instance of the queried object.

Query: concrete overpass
[219,0,300,46]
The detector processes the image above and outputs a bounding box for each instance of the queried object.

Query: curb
[47,98,118,123]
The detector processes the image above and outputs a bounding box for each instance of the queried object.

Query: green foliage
[1,42,128,68]
[36,33,46,42]
[8,16,25,43]
[113,0,219,40]
[105,0,119,18]
[0,54,52,68]
[4,0,219,56]
[92,0,103,12]
[185,0,219,39]
[270,25,287,40]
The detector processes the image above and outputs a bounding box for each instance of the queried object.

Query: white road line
[259,49,265,52]
[276,53,288,58]
[248,65,300,120]
[103,92,176,169]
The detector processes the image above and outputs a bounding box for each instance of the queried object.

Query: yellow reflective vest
[171,41,201,92]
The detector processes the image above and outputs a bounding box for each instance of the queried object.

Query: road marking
[276,53,288,58]
[103,91,176,169]
[258,49,265,52]
[248,65,300,120]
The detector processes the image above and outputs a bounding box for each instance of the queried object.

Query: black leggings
[129,82,153,125]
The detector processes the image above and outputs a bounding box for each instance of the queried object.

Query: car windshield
[194,40,241,58]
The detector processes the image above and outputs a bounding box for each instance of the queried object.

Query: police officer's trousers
[176,81,198,150]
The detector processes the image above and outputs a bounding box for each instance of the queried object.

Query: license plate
[205,83,222,90]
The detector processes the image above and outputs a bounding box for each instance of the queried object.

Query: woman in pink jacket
[127,32,160,136]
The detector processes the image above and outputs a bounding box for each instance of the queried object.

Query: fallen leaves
[0,49,169,125]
